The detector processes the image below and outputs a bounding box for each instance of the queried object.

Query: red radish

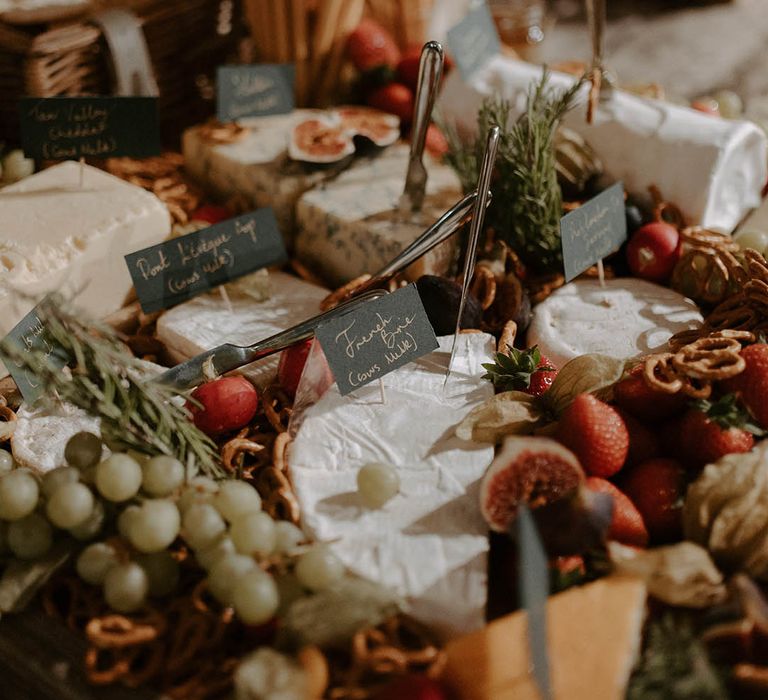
[626,222,680,283]
[190,205,231,225]
[277,339,313,398]
[188,376,259,436]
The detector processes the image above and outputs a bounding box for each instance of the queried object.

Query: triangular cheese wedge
[441,576,647,700]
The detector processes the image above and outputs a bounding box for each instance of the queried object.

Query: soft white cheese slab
[288,333,495,639]
[294,143,462,287]
[0,161,171,337]
[440,57,767,232]
[526,278,703,368]
[182,111,344,245]
[156,271,328,387]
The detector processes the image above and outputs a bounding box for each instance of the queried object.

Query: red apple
[187,376,258,436]
[626,222,680,282]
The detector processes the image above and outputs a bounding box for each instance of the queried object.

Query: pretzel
[320,275,372,311]
[672,336,745,380]
[469,264,497,311]
[498,320,518,353]
[272,431,291,473]
[196,120,249,144]
[258,466,301,523]
[643,354,683,394]
[86,613,164,649]
[262,384,293,433]
[220,435,266,476]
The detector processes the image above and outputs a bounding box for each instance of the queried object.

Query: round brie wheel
[526,278,703,368]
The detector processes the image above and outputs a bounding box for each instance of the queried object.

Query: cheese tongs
[155,190,490,390]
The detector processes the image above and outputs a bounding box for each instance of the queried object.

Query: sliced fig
[480,436,584,533]
[416,275,483,335]
[289,117,355,165]
[336,106,400,147]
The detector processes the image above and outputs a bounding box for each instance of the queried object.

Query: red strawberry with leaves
[347,18,401,72]
[556,394,629,478]
[616,408,660,467]
[368,82,414,123]
[721,343,768,430]
[613,364,686,423]
[620,458,685,543]
[481,345,558,397]
[586,477,648,548]
[677,393,760,471]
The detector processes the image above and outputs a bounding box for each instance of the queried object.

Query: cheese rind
[0,161,171,337]
[295,144,462,286]
[288,333,495,639]
[156,271,328,387]
[526,278,703,368]
[440,57,767,232]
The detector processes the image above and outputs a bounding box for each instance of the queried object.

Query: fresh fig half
[336,106,400,148]
[288,116,355,165]
[480,436,585,533]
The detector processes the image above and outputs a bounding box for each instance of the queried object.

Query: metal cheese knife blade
[399,41,444,214]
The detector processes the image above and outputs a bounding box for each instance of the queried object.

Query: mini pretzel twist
[469,264,497,311]
[643,354,684,394]
[672,336,745,380]
[498,321,518,353]
[262,385,293,433]
[86,613,165,649]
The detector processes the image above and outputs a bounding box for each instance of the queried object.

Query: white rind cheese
[156,271,328,387]
[295,144,462,286]
[288,333,495,639]
[0,161,171,337]
[440,57,767,232]
[182,111,344,245]
[526,278,703,368]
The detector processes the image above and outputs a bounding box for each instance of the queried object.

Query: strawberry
[190,204,231,225]
[368,82,414,123]
[187,376,258,437]
[556,394,629,478]
[347,19,401,72]
[620,458,685,543]
[677,394,759,471]
[396,46,422,92]
[626,222,680,283]
[481,345,558,397]
[277,338,313,399]
[613,364,686,423]
[586,477,648,548]
[721,343,768,429]
[616,408,660,467]
[371,675,447,700]
[424,123,449,160]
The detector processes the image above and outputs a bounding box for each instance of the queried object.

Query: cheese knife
[399,41,444,213]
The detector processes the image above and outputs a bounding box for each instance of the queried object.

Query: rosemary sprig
[443,69,583,273]
[0,296,223,478]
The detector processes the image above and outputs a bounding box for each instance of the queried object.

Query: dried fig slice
[336,105,400,147]
[480,436,584,532]
[288,116,354,165]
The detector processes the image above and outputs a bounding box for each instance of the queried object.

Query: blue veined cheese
[294,144,463,286]
[156,271,328,387]
[0,161,171,338]
[182,111,346,245]
[288,333,495,640]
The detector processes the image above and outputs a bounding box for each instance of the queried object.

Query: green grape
[103,562,148,613]
[7,513,52,559]
[178,476,219,513]
[128,500,180,553]
[356,463,399,509]
[136,551,179,597]
[0,470,39,521]
[117,504,142,539]
[41,467,79,498]
[182,502,226,551]
[275,574,306,616]
[208,554,256,605]
[214,480,261,523]
[141,456,184,497]
[273,521,305,554]
[76,542,119,585]
[295,545,345,592]
[230,511,276,557]
[232,569,279,625]
[95,454,142,502]
[196,535,236,571]
[46,482,94,529]
[64,432,103,470]
[0,450,13,474]
[735,228,768,255]
[69,499,105,541]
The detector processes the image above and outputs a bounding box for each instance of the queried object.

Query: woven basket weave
[0,0,241,147]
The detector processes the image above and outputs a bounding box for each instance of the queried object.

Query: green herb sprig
[443,69,583,273]
[0,296,223,477]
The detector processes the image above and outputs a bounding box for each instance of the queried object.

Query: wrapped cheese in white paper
[288,333,495,639]
[440,56,767,232]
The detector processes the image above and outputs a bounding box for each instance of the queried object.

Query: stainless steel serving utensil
[399,41,444,213]
[155,289,387,390]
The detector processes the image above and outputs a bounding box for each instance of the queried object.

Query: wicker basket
[0,0,242,147]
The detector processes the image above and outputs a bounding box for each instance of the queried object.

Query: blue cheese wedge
[182,111,345,245]
[288,333,495,639]
[294,144,462,286]
[156,271,328,387]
